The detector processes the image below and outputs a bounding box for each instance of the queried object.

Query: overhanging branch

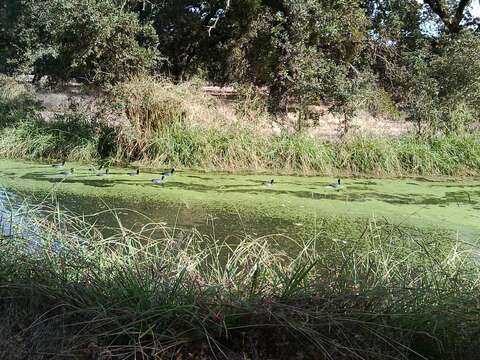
[423,0,472,33]
[207,0,231,36]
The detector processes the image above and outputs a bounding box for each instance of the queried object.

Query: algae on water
[0,159,479,240]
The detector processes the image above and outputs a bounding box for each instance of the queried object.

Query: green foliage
[367,1,480,134]
[396,50,441,133]
[7,0,159,84]
[391,32,480,134]
[0,1,23,74]
[430,31,480,131]
[141,0,217,80]
[1,0,480,133]
[219,0,370,115]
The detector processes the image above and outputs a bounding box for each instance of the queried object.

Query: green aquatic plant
[1,158,479,238]
[1,106,480,176]
[0,200,479,358]
[0,115,98,162]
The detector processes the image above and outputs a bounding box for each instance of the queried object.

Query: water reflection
[0,191,44,249]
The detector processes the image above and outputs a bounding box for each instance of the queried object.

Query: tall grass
[1,75,480,176]
[113,77,230,160]
[1,199,480,358]
[0,114,99,162]
[0,74,39,127]
[2,113,480,176]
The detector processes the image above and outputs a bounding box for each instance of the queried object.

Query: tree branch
[207,0,230,36]
[424,0,450,21]
[423,0,472,33]
[452,0,471,30]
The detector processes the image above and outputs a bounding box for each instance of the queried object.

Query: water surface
[1,159,479,240]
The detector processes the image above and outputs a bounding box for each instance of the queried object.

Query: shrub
[233,84,271,123]
[111,77,228,160]
[0,75,40,126]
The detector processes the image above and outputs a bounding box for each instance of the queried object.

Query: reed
[0,199,479,358]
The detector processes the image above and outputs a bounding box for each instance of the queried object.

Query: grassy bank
[1,200,479,359]
[1,118,480,177]
[1,75,480,176]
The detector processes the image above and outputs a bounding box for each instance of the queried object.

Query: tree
[423,0,476,33]
[430,31,480,132]
[2,0,479,136]
[6,0,159,84]
[145,1,229,80]
[0,1,15,73]
[364,0,480,133]
[211,0,370,117]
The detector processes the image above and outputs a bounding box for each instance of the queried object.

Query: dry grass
[111,77,231,157]
[0,75,34,104]
[0,74,40,127]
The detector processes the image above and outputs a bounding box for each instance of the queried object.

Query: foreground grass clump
[1,202,479,359]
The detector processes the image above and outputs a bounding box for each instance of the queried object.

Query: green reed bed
[1,116,480,176]
[1,201,479,359]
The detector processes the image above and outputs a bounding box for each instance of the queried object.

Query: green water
[0,159,479,240]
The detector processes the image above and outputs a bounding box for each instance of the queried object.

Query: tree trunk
[423,0,471,33]
[268,81,289,118]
